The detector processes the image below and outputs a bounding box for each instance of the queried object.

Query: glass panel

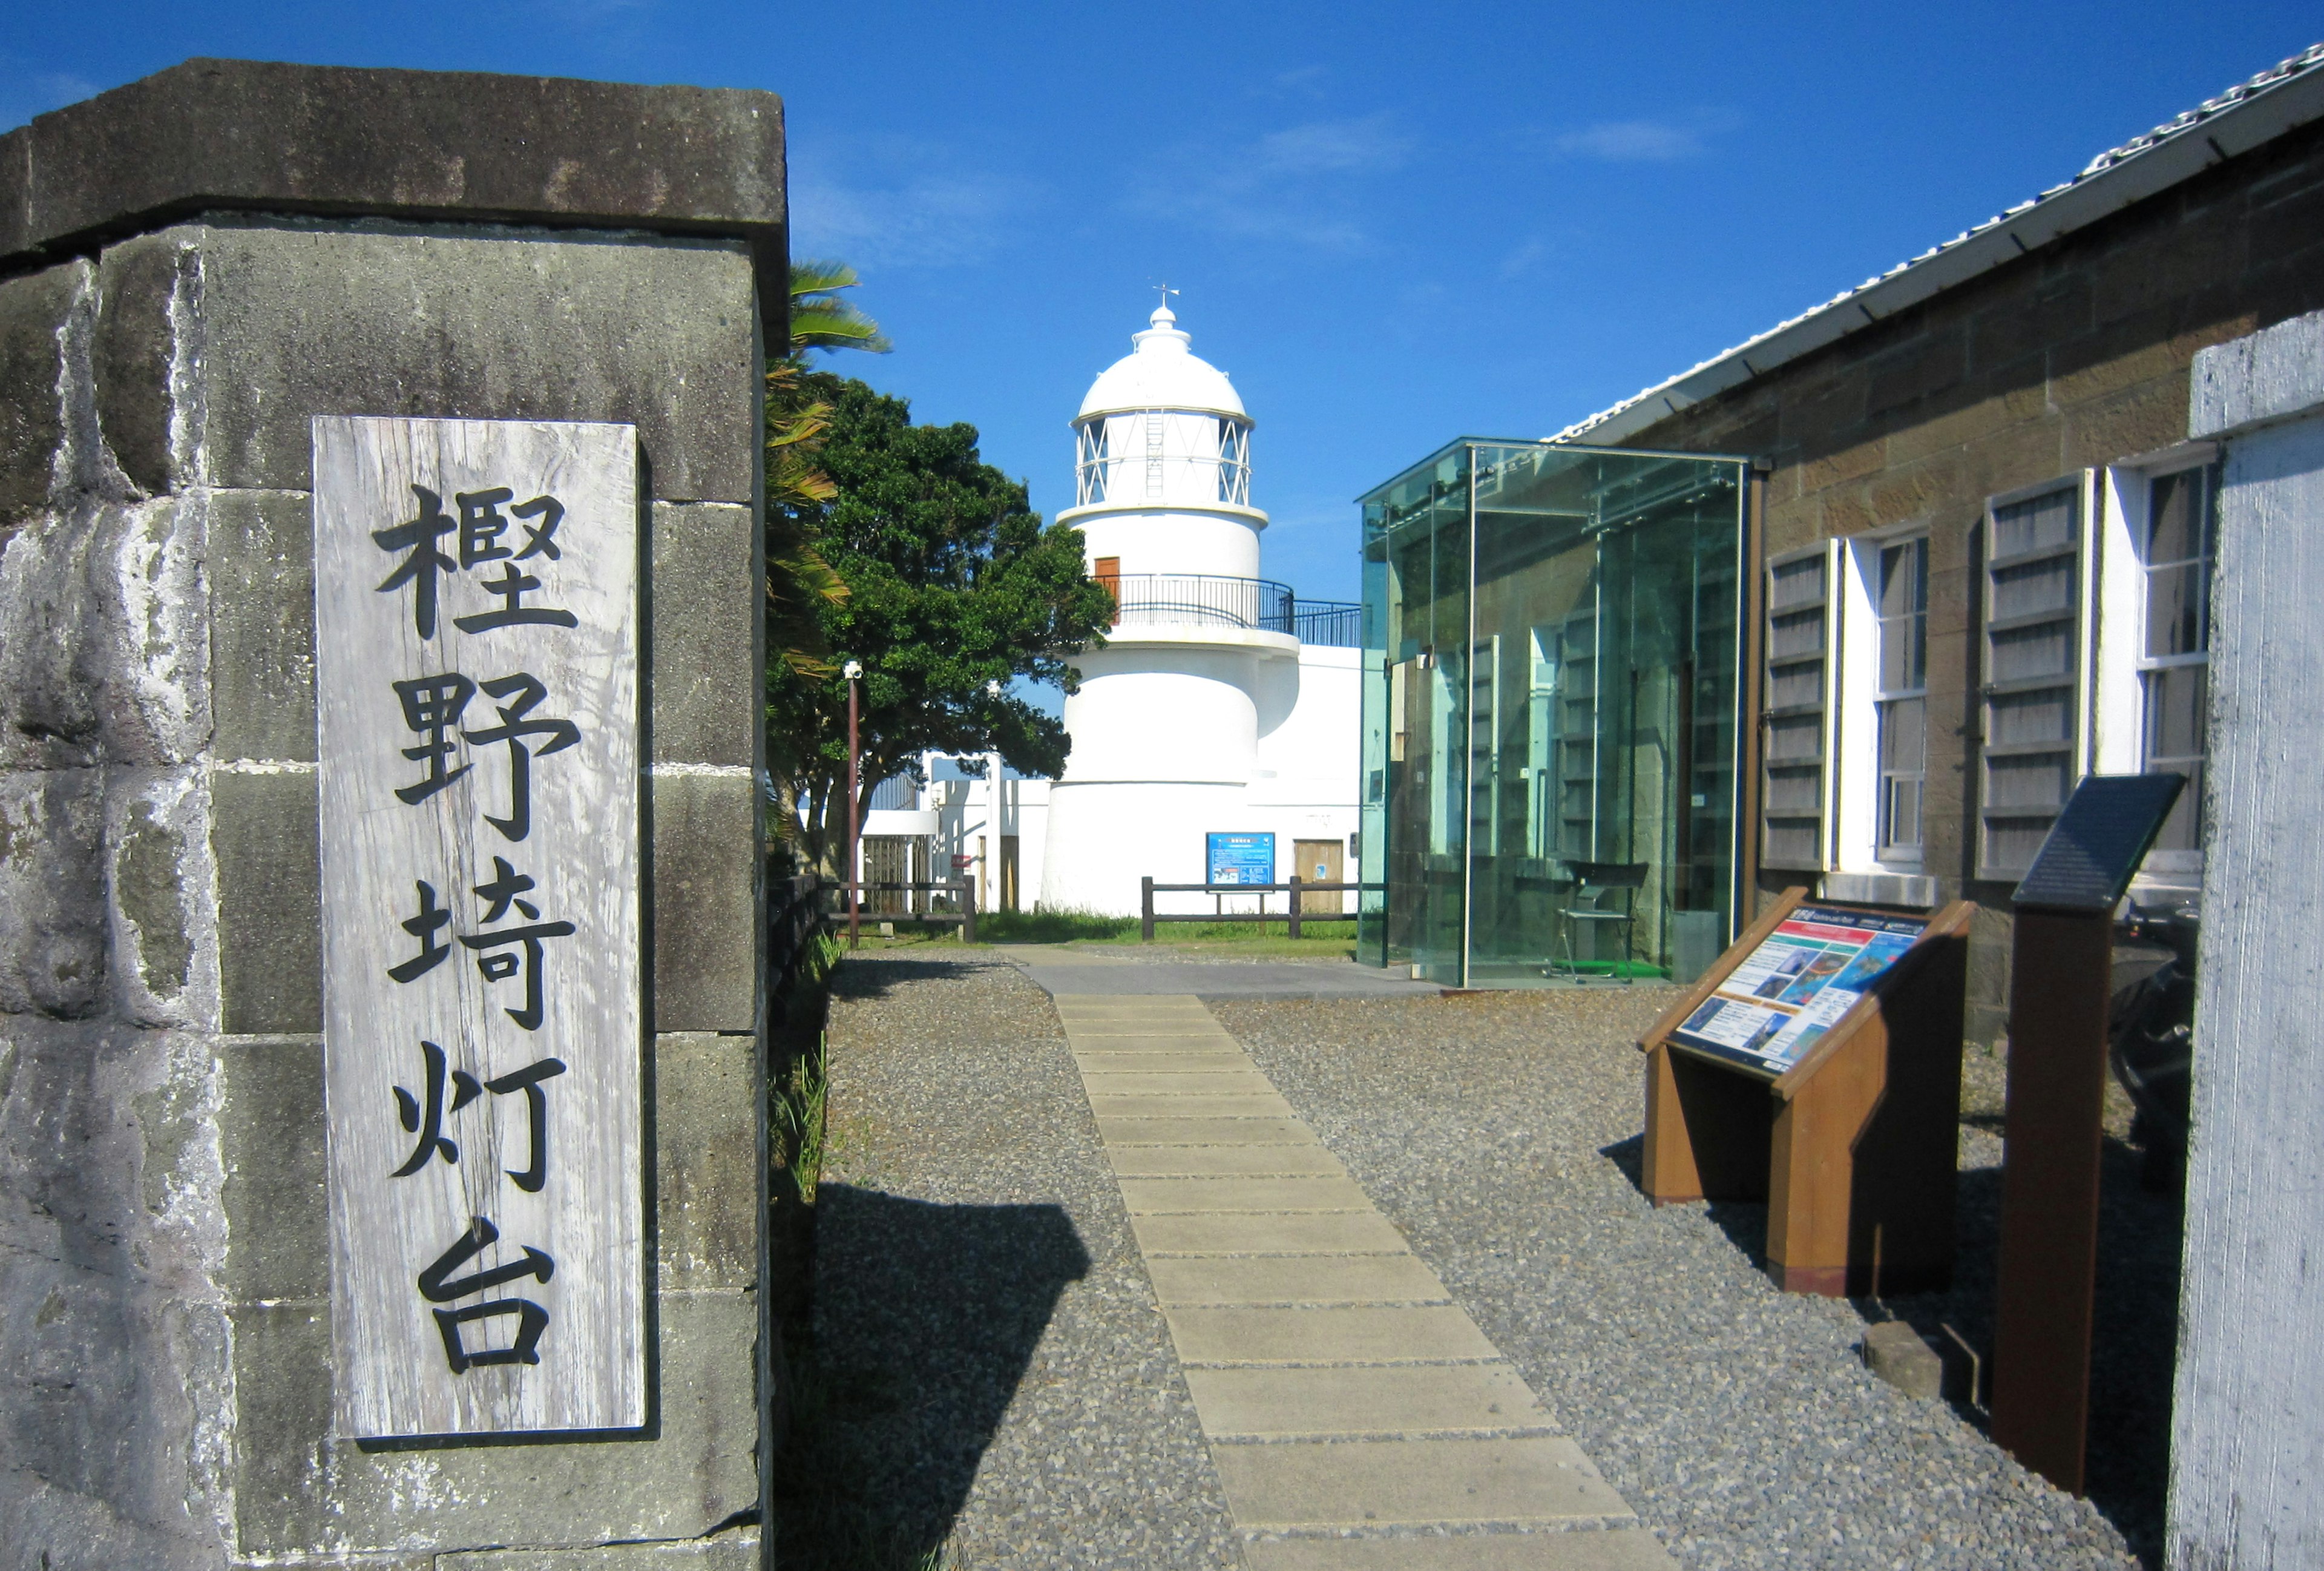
[2143,562,2206,658]
[1877,538,1927,691]
[2146,467,2205,567]
[1359,442,1471,980]
[1362,441,1743,984]
[2145,664,2207,765]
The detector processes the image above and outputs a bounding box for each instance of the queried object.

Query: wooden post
[1141,877,1155,942]
[1989,907,2114,1494]
[844,670,861,950]
[1287,875,1302,940]
[959,878,977,945]
[1984,771,2183,1496]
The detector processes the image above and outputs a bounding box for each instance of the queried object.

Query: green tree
[767,372,1115,870]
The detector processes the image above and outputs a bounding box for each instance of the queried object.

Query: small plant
[775,1031,833,1204]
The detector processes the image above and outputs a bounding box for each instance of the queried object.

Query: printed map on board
[1669,906,1926,1075]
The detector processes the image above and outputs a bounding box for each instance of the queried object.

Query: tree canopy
[766,371,1114,869]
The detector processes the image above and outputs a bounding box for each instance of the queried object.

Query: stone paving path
[1057,990,1678,1569]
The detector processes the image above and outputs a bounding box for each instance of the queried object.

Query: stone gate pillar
[0,59,778,1569]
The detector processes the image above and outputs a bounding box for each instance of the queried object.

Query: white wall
[2170,309,2324,1569]
[1067,506,1265,579]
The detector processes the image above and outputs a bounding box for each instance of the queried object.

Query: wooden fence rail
[1139,876,1382,941]
[825,879,979,944]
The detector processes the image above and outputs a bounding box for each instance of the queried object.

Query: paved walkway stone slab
[1108,1145,1351,1179]
[1098,1116,1318,1145]
[1185,1363,1552,1438]
[1166,1304,1502,1365]
[1242,1529,1684,1570]
[1088,1091,1300,1118]
[1145,1254,1453,1308]
[1118,1176,1376,1213]
[1054,992,1675,1567]
[1210,1436,1632,1529]
[1082,1070,1283,1095]
[1133,1210,1416,1256]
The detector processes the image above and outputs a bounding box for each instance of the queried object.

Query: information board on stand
[1668,906,1929,1077]
[1206,831,1276,886]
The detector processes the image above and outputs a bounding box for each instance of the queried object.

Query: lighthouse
[1038,300,1363,917]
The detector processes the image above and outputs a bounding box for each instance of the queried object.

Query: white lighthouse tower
[1039,299,1362,916]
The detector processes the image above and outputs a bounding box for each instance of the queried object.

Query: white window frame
[1829,523,1932,878]
[1973,472,2101,884]
[2095,443,2217,889]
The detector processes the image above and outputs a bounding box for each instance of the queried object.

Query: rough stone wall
[1619,114,2324,1044]
[1,216,765,1569]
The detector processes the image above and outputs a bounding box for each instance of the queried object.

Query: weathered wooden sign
[313,416,643,1438]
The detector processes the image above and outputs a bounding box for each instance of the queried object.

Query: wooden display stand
[1638,888,1975,1297]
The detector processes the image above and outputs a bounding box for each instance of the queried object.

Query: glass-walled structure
[1358,440,1748,985]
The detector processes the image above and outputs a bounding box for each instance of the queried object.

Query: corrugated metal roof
[1552,42,2324,447]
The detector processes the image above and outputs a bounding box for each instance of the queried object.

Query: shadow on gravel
[828,955,996,1003]
[1604,1120,2181,1568]
[772,1185,1091,1570]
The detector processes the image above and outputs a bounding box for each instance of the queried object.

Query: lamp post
[843,659,862,950]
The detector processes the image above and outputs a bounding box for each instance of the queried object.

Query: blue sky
[7,1,2320,614]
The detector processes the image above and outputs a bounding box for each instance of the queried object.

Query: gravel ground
[804,954,1242,1569]
[1214,986,2157,1571]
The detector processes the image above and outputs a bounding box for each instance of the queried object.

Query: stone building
[1551,43,2324,1039]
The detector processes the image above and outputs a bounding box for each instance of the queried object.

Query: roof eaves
[1551,42,2324,447]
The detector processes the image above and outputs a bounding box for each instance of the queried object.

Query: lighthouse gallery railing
[1101,572,1364,647]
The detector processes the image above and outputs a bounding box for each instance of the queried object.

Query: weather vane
[1155,282,1179,311]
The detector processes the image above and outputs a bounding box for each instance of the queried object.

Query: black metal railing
[1292,601,1364,647]
[1103,573,1364,647]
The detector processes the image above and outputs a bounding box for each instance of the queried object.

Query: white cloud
[790,147,1040,270]
[1130,113,1413,251]
[1497,237,1552,280]
[1549,116,1727,163]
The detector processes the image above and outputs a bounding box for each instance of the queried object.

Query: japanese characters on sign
[314,418,642,1438]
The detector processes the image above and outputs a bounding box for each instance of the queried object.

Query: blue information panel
[1206,832,1276,887]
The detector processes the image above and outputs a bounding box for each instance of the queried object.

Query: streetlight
[842,659,862,949]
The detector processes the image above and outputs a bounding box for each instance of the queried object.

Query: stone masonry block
[229,1289,757,1557]
[651,502,758,768]
[1862,1319,1943,1400]
[651,770,758,1033]
[211,768,321,1035]
[217,1036,327,1304]
[92,231,190,498]
[0,1016,231,1570]
[655,1032,759,1292]
[0,495,210,772]
[106,766,216,1030]
[0,768,108,1018]
[0,262,79,535]
[208,489,317,762]
[190,223,759,502]
[1,59,787,338]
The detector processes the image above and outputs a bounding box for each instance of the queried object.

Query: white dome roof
[1077,304,1247,420]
